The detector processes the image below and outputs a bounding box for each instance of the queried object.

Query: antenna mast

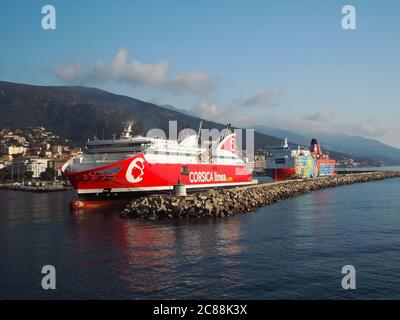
[197,121,203,145]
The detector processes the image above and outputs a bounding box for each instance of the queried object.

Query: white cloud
[94,49,169,86]
[304,110,336,122]
[341,121,400,148]
[192,88,282,123]
[233,89,281,107]
[167,72,217,95]
[53,62,83,82]
[53,49,216,95]
[194,101,219,118]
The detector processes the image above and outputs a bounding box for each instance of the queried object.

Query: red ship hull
[63,153,254,201]
[270,168,297,181]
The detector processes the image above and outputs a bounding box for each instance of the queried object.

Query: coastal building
[1,134,26,144]
[39,150,52,158]
[1,145,27,156]
[48,158,68,177]
[52,145,63,154]
[26,159,49,178]
[1,154,12,162]
[11,135,26,144]
[27,147,41,156]
[6,160,28,182]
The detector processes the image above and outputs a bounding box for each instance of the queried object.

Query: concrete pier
[120,171,400,220]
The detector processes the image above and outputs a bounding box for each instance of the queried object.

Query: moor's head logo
[126,157,145,184]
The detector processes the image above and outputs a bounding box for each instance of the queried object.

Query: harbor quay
[0,181,69,192]
[121,171,400,220]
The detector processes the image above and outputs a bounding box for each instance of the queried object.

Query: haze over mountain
[254,125,400,166]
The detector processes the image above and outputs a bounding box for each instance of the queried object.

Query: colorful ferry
[266,138,336,181]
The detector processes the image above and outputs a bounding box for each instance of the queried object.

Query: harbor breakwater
[120,171,400,220]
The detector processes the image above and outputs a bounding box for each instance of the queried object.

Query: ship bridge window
[94,165,122,175]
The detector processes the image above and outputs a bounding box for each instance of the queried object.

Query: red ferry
[62,122,254,201]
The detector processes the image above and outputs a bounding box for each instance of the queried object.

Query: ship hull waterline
[63,153,255,201]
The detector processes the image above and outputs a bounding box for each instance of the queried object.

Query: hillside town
[0,127,81,187]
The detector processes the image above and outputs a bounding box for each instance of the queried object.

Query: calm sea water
[1,174,400,299]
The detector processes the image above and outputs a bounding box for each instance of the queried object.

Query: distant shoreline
[0,183,70,193]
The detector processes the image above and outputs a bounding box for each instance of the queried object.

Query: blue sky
[1,0,399,147]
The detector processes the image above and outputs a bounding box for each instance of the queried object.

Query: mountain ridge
[0,80,389,166]
[0,80,284,149]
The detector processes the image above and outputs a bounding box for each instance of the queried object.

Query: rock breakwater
[120,172,400,220]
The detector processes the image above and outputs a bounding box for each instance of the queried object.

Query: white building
[52,145,63,154]
[26,159,49,178]
[2,145,27,155]
[12,135,26,144]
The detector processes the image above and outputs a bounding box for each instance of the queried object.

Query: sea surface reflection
[1,177,400,299]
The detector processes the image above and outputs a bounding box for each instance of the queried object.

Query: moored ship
[62,122,254,201]
[266,138,336,181]
[310,138,336,177]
